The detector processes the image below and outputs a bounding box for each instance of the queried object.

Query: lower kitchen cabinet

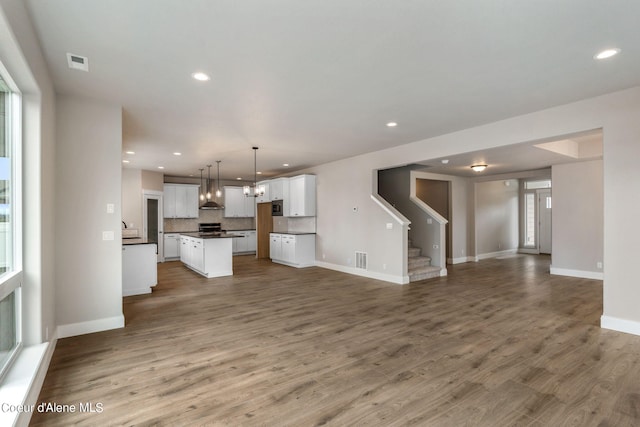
[269,233,315,268]
[180,235,234,278]
[229,230,257,254]
[164,233,181,259]
[122,243,157,296]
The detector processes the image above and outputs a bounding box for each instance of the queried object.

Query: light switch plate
[106,203,115,214]
[102,231,114,241]
[386,223,393,230]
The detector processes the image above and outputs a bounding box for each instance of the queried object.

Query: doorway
[143,190,164,262]
[538,189,552,254]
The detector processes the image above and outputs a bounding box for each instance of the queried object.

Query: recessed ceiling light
[441,159,449,164]
[173,152,182,156]
[192,72,210,81]
[236,177,242,180]
[283,163,289,167]
[470,164,487,172]
[257,171,262,175]
[125,151,135,155]
[594,48,621,60]
[158,166,164,169]
[122,160,130,163]
[386,122,398,127]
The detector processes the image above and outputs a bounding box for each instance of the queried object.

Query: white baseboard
[518,248,540,255]
[122,287,152,297]
[550,267,603,280]
[315,261,409,285]
[58,314,125,339]
[601,315,640,337]
[475,249,518,261]
[447,256,475,264]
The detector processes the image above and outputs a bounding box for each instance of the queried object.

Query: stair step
[408,256,432,269]
[408,247,421,257]
[409,266,441,282]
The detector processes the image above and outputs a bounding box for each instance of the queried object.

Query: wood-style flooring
[31,255,640,426]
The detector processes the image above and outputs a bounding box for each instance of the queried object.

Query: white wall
[0,0,56,345]
[55,95,124,337]
[551,160,603,278]
[122,168,142,229]
[475,179,519,256]
[298,86,640,335]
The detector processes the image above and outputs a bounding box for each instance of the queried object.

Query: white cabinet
[287,175,316,217]
[224,186,255,218]
[269,178,289,201]
[123,243,157,296]
[270,233,282,260]
[230,230,257,254]
[180,234,234,278]
[164,233,181,259]
[255,181,270,203]
[164,184,199,218]
[269,233,315,268]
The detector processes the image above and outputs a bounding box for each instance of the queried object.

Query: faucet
[122,221,127,229]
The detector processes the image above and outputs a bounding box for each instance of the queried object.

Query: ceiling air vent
[66,53,89,72]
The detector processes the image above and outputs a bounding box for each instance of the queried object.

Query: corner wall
[551,160,603,279]
[475,179,519,257]
[55,95,124,337]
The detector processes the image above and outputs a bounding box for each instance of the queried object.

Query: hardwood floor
[31,255,640,426]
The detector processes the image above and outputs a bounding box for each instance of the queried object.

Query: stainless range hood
[200,200,224,210]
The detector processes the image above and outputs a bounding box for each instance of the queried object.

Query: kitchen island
[180,232,239,278]
[122,238,157,296]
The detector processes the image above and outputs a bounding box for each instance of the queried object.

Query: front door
[538,189,552,254]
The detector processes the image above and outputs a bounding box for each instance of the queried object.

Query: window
[524,179,551,190]
[524,192,536,247]
[0,69,22,383]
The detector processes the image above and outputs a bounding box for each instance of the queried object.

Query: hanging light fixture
[198,168,205,202]
[205,165,212,200]
[244,147,265,197]
[200,164,223,210]
[470,164,487,172]
[215,160,223,198]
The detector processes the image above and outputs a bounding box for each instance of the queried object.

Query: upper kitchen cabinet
[255,181,270,203]
[164,184,199,218]
[287,174,316,217]
[224,186,255,218]
[269,178,289,201]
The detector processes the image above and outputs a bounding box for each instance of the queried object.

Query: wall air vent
[355,251,368,270]
[66,53,89,72]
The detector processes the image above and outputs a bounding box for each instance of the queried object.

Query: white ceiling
[25,1,640,180]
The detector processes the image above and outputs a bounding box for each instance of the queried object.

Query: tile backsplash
[273,216,316,233]
[164,209,255,232]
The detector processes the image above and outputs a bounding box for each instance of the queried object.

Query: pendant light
[215,160,222,198]
[206,164,212,200]
[244,146,265,197]
[199,168,205,202]
[200,164,223,210]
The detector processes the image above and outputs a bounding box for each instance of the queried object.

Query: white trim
[475,248,518,261]
[439,268,448,276]
[58,314,125,339]
[316,261,409,285]
[0,336,56,427]
[518,248,540,254]
[447,256,475,264]
[370,194,410,226]
[409,195,448,225]
[550,267,603,280]
[122,287,152,297]
[601,315,640,337]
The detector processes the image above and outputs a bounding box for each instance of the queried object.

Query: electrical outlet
[322,253,326,260]
[106,203,114,214]
[103,231,114,241]
[383,263,386,270]
[386,223,393,230]
[597,262,603,269]
[347,258,351,265]
[427,218,433,224]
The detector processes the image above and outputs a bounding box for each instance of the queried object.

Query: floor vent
[355,251,367,270]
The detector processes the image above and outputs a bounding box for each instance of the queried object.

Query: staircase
[408,240,441,282]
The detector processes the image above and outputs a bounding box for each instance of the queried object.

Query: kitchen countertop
[180,232,240,239]
[122,238,158,246]
[270,231,316,235]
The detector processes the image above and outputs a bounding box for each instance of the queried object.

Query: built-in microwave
[272,200,283,216]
